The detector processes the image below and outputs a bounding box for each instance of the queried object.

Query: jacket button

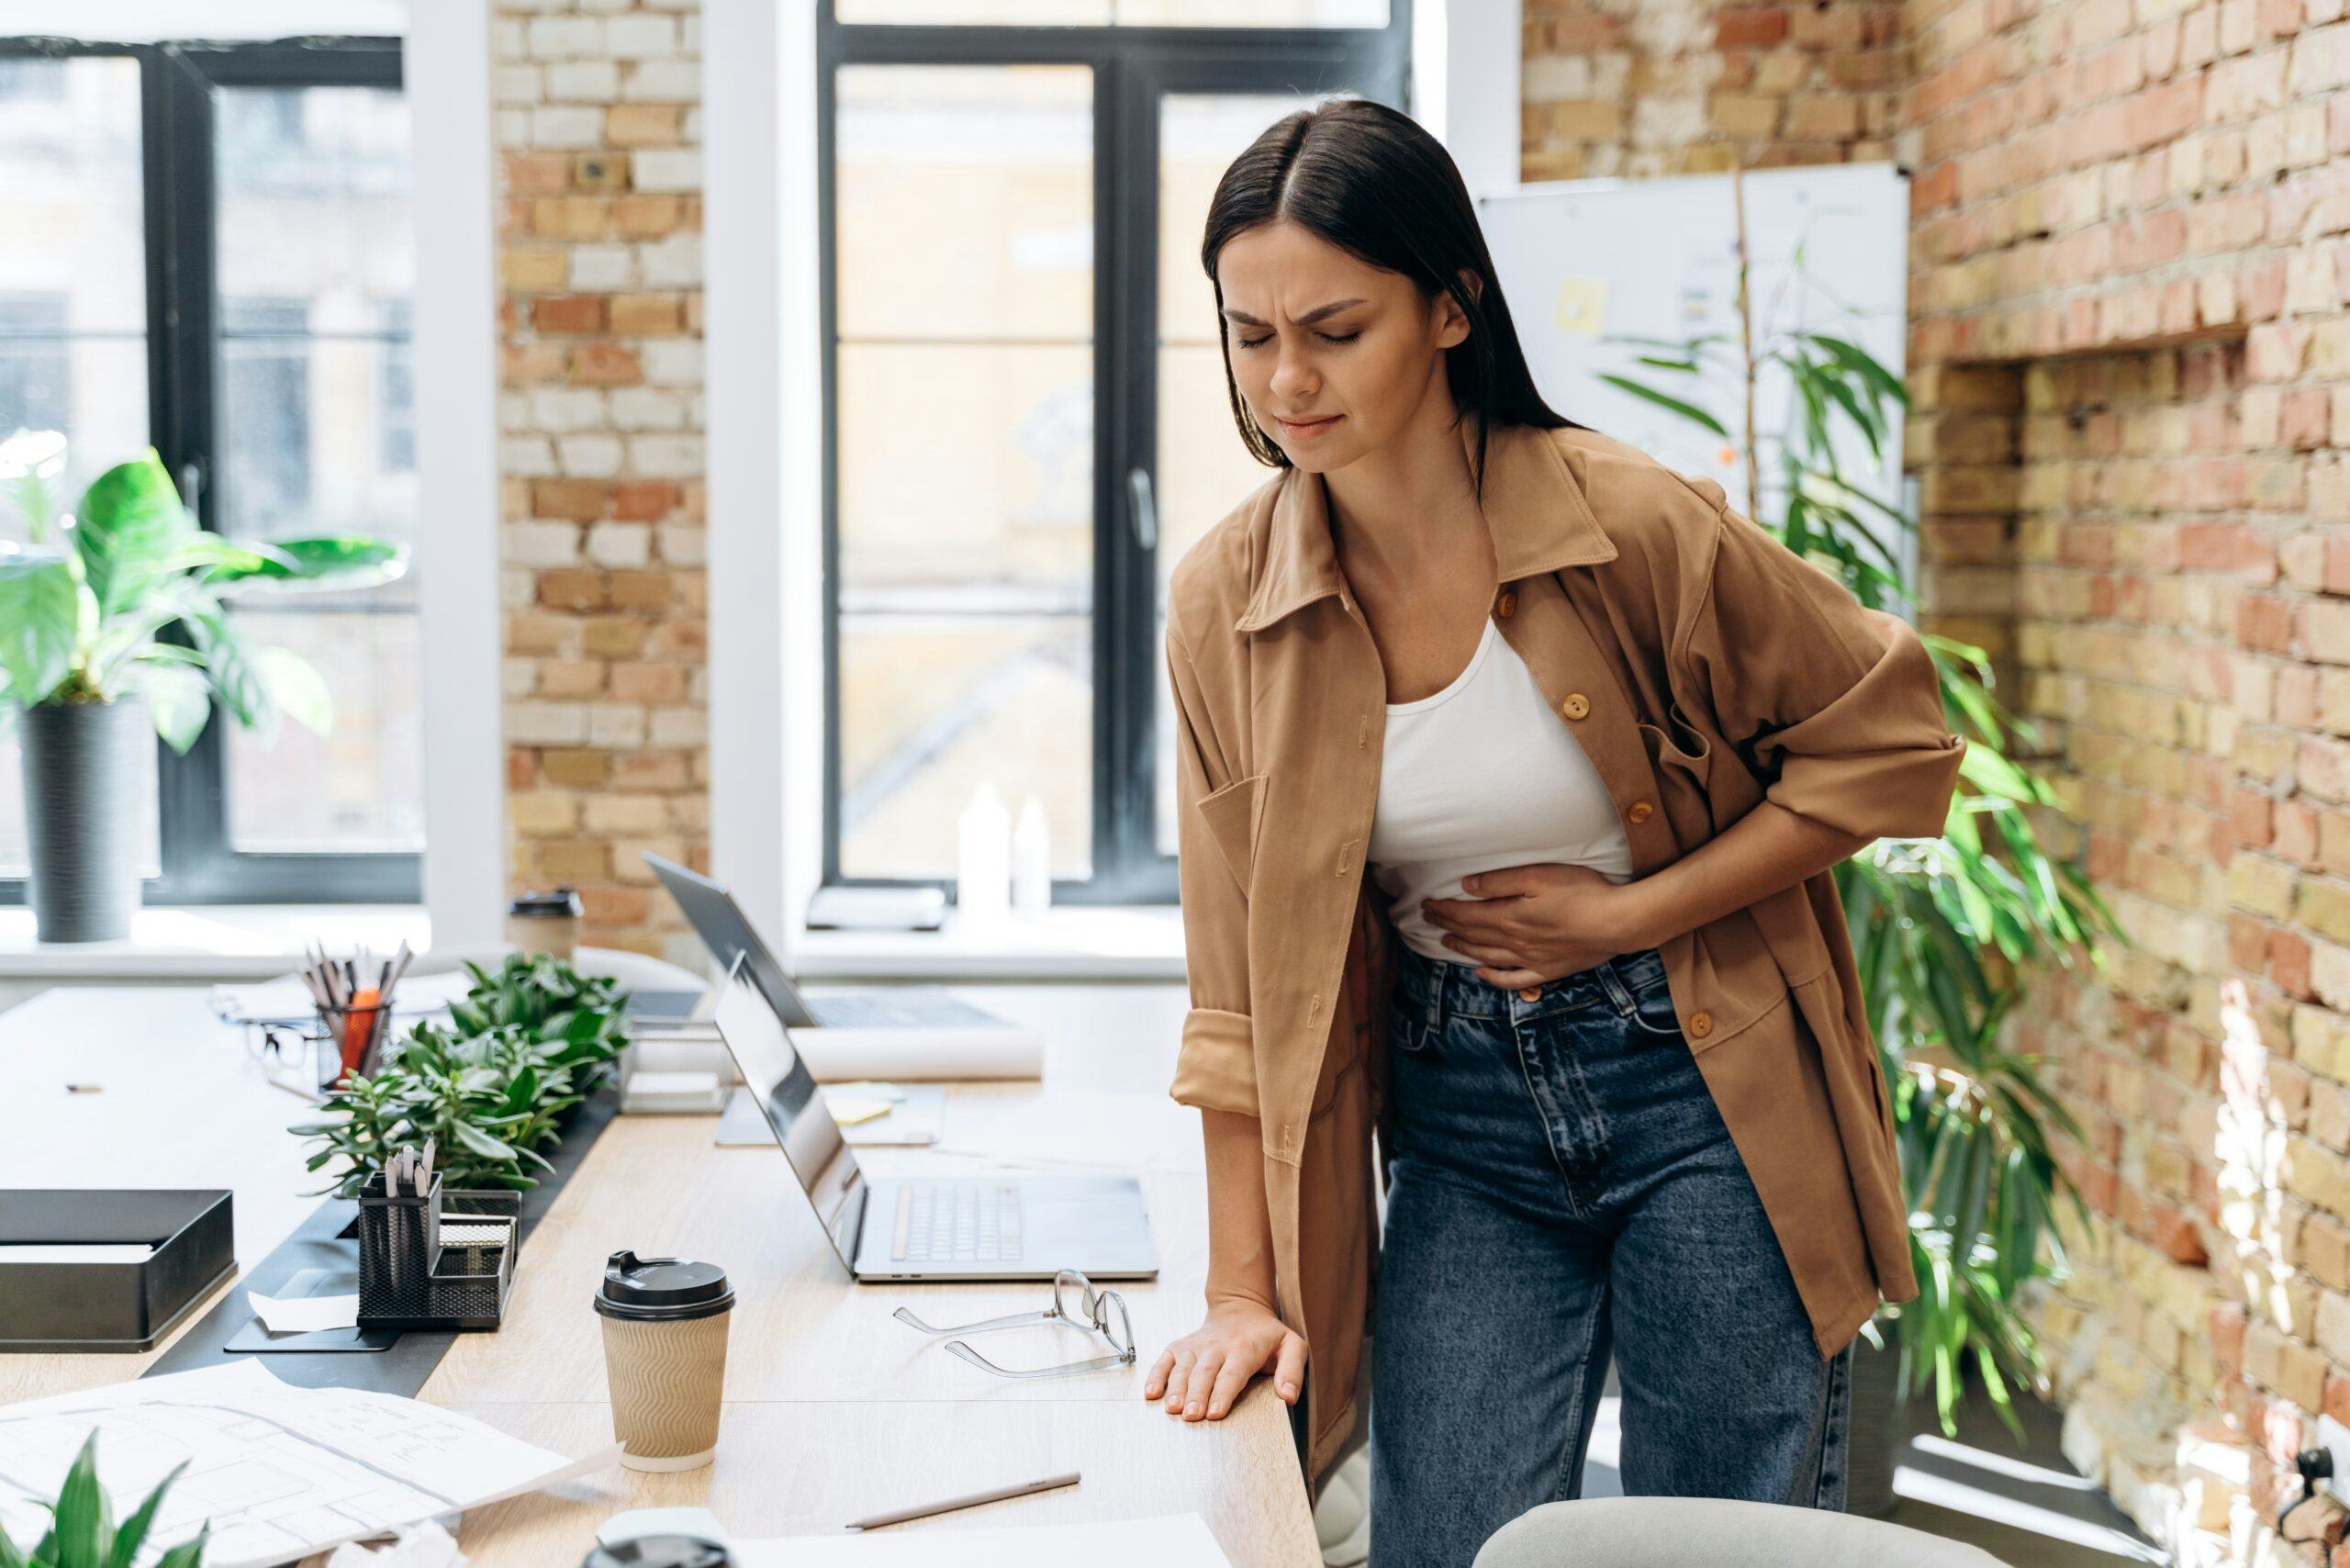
[1517,986,1542,1002]
[1495,589,1516,619]
[1627,800,1654,824]
[1689,1011,1713,1038]
[1561,693,1590,721]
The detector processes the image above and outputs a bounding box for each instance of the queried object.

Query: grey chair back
[1472,1497,2012,1568]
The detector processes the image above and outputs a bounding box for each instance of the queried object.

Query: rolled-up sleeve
[1679,493,1965,842]
[1166,622,1259,1117]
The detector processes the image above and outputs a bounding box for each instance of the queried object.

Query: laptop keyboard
[893,1182,1022,1263]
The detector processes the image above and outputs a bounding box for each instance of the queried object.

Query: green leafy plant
[0,1432,208,1568]
[0,434,405,752]
[292,956,632,1197]
[1603,185,2126,1437]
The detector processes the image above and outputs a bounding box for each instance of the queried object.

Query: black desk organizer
[355,1172,516,1330]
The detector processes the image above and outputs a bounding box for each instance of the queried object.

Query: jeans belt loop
[1595,956,1635,1015]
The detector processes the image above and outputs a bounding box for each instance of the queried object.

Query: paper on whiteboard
[0,1360,617,1568]
[733,1511,1233,1567]
[789,1026,1042,1082]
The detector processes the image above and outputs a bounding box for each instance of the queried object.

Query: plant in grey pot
[0,435,406,941]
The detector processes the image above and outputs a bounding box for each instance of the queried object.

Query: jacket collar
[1233,414,1618,633]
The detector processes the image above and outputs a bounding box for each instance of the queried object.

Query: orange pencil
[341,986,382,1081]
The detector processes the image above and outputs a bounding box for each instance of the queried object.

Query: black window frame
[818,5,1412,905]
[0,34,418,906]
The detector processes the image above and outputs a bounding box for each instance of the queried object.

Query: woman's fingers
[1161,1349,1197,1414]
[1442,934,1523,968]
[1144,1346,1177,1400]
[1182,1348,1227,1420]
[1273,1331,1307,1405]
[1204,1352,1255,1419]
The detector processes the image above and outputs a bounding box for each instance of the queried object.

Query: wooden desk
[0,987,1319,1566]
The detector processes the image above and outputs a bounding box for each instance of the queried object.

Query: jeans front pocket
[1624,965,1685,1044]
[1387,991,1436,1055]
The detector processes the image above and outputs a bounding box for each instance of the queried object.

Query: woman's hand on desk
[1144,1298,1304,1422]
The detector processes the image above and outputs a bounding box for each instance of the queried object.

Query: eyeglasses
[892,1269,1136,1380]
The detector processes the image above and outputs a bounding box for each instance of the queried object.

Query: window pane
[834,65,1092,342]
[0,54,148,502]
[835,0,1387,23]
[212,82,421,855]
[1155,94,1317,852]
[225,608,425,853]
[839,616,1091,879]
[0,55,158,877]
[834,66,1093,882]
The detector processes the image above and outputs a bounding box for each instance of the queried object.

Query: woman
[1137,98,1965,1566]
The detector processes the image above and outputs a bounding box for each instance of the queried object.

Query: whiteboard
[1477,163,1911,575]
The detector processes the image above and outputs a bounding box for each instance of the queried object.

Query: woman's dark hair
[1200,95,1584,497]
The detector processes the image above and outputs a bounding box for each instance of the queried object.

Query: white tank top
[1368,618,1634,964]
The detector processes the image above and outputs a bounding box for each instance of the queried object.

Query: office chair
[1472,1496,2012,1568]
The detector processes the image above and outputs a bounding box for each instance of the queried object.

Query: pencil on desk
[844,1470,1081,1530]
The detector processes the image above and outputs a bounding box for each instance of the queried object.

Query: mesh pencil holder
[355,1170,516,1331]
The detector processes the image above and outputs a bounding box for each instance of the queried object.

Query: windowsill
[0,903,432,981]
[0,902,1184,987]
[790,903,1186,984]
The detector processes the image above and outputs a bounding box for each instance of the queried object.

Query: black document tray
[0,1189,235,1352]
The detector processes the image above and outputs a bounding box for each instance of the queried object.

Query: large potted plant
[0,432,404,940]
[1603,174,2125,1505]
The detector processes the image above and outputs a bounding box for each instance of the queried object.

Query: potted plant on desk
[0,1432,209,1567]
[0,435,405,941]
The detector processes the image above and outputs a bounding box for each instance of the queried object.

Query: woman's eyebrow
[1222,297,1369,328]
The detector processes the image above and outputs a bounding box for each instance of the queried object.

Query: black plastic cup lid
[594,1249,733,1322]
[510,887,583,918]
[581,1536,731,1568]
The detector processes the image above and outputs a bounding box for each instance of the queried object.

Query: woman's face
[1214,219,1472,474]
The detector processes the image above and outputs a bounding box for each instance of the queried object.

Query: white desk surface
[0,982,1314,1566]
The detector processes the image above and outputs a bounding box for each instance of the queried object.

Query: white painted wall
[408,0,505,948]
[4,3,409,41]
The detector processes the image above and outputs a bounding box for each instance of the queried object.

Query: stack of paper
[0,1361,616,1568]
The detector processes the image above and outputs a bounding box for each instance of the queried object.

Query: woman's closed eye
[1235,330,1360,350]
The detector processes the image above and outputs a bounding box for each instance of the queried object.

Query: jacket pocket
[1637,708,1715,850]
[1195,771,1265,892]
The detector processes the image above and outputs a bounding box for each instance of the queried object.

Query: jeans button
[1516,986,1541,1002]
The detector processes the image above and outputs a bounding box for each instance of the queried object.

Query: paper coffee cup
[594,1249,734,1472]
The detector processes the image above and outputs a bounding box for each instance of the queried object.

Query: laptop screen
[644,851,818,1028]
[711,953,865,1270]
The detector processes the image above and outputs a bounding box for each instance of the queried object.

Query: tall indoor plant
[1600,178,2126,1468]
[0,433,404,940]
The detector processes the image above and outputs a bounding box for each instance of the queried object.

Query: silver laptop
[645,852,1010,1031]
[710,952,1158,1282]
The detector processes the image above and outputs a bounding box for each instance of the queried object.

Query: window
[0,39,418,903]
[821,6,1410,902]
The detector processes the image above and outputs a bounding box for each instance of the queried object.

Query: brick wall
[1520,1,1901,179]
[491,0,707,966]
[1904,0,2350,1560]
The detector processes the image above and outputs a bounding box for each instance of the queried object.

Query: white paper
[734,1512,1232,1567]
[0,1244,155,1263]
[789,1025,1042,1082]
[247,1287,362,1333]
[323,1519,467,1567]
[0,1360,618,1568]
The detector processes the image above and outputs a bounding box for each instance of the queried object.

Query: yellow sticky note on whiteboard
[1555,276,1608,336]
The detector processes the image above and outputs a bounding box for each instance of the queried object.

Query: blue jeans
[1367,942,1851,1568]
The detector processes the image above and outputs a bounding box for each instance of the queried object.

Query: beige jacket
[1162,415,1966,1487]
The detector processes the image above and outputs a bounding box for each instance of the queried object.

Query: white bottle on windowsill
[956,780,1012,929]
[1012,795,1052,919]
